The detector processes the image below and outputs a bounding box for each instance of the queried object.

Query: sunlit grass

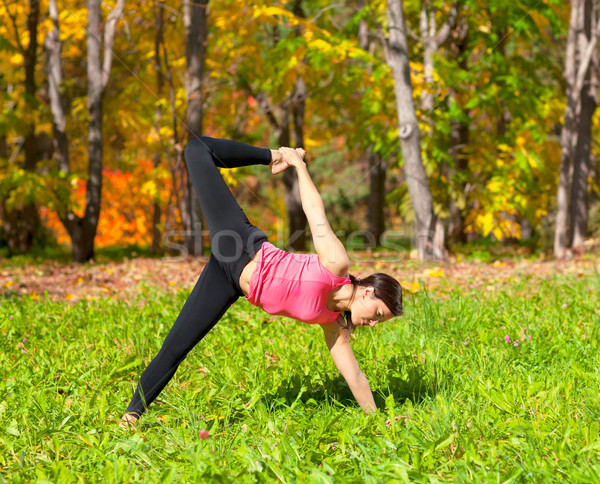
[1,270,599,482]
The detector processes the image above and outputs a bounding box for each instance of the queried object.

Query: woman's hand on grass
[385,415,409,426]
[119,413,139,431]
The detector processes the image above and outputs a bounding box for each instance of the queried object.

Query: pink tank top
[246,242,351,324]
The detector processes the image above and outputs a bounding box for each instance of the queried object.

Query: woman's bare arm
[279,147,350,273]
[319,317,377,413]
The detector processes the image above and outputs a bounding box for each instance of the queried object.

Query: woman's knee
[184,137,212,163]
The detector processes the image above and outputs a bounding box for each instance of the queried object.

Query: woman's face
[350,286,393,327]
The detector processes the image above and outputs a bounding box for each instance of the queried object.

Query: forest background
[0,0,599,263]
[2,2,600,481]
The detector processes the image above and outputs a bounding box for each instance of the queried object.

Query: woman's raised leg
[183,136,271,287]
[184,136,271,246]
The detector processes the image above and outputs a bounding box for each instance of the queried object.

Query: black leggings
[125,137,271,417]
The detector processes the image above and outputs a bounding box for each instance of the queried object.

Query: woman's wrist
[290,158,306,169]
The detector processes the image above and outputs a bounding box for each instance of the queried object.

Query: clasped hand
[269,146,306,175]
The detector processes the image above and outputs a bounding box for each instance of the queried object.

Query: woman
[121,137,403,430]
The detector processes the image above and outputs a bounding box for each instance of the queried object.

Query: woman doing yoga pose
[121,137,403,430]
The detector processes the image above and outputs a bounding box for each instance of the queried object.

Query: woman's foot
[269,148,305,175]
[269,149,287,175]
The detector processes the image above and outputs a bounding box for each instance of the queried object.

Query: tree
[446,14,470,245]
[419,1,457,125]
[555,0,599,258]
[209,1,311,251]
[283,0,309,252]
[434,0,564,247]
[0,0,41,254]
[387,0,436,260]
[45,0,68,174]
[150,0,165,255]
[183,0,208,257]
[419,0,457,258]
[358,0,387,246]
[59,0,125,263]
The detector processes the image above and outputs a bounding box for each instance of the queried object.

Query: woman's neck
[327,283,355,312]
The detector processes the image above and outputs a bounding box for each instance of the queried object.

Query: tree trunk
[569,79,594,251]
[64,0,125,263]
[280,0,308,252]
[0,202,39,255]
[367,147,387,244]
[420,0,434,127]
[0,79,7,160]
[447,16,469,245]
[284,75,309,252]
[1,0,41,255]
[23,0,40,173]
[419,0,456,125]
[447,112,469,244]
[495,28,511,138]
[359,3,387,247]
[555,0,581,258]
[555,0,599,258]
[419,0,457,259]
[83,0,105,263]
[42,0,74,242]
[246,1,308,252]
[160,37,185,253]
[151,0,165,256]
[44,0,70,254]
[387,0,435,260]
[569,0,598,251]
[45,0,69,173]
[183,0,208,257]
[47,0,124,263]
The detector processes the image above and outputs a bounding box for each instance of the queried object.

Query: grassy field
[1,259,600,482]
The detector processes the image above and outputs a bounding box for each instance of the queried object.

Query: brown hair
[341,273,403,330]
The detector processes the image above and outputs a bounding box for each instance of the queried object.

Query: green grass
[1,270,600,482]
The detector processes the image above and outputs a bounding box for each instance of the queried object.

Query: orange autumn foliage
[40,160,175,248]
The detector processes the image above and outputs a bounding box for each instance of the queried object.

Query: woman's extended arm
[279,147,349,272]
[279,148,324,210]
[320,317,377,413]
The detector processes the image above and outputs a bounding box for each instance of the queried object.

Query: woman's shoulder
[270,244,348,278]
[319,315,352,339]
[319,258,350,279]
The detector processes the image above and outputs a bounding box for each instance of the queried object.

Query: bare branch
[308,3,345,23]
[432,1,458,50]
[101,0,126,91]
[375,28,390,64]
[254,88,281,131]
[572,16,600,103]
